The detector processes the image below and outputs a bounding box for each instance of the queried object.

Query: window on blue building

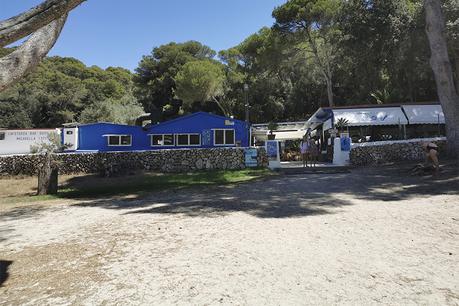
[151,134,174,146]
[190,134,200,145]
[107,135,132,146]
[176,134,201,146]
[214,129,235,146]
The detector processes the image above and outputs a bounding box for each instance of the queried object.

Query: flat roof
[322,102,440,110]
[305,103,444,128]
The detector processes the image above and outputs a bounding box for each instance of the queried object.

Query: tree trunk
[0,0,85,47]
[212,97,230,117]
[37,153,58,195]
[424,0,459,157]
[0,15,66,92]
[0,0,85,92]
[325,76,334,107]
[304,30,334,107]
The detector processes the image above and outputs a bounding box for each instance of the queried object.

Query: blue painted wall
[77,123,148,152]
[76,112,249,152]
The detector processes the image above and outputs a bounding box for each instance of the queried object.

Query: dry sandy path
[1,168,458,305]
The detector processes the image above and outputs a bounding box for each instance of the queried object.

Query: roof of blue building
[65,112,246,129]
[149,112,246,129]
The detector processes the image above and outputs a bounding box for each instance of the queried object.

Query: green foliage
[1,169,274,203]
[216,0,438,122]
[272,0,341,31]
[268,121,279,133]
[79,94,144,125]
[273,0,343,106]
[335,118,349,131]
[133,41,217,118]
[0,56,138,128]
[174,60,226,111]
[1,1,446,127]
[0,89,32,128]
[338,0,435,103]
[30,132,66,154]
[444,0,459,48]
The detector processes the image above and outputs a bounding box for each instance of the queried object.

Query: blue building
[63,112,250,152]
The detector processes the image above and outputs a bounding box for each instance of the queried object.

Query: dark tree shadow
[0,205,57,222]
[71,160,458,218]
[2,161,457,222]
[0,260,12,287]
[73,178,353,219]
[0,228,15,243]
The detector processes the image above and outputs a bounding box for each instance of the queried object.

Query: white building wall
[62,127,79,151]
[0,129,60,155]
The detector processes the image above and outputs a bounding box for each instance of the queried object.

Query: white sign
[5,130,51,142]
[329,128,338,136]
[266,140,281,169]
[0,129,59,155]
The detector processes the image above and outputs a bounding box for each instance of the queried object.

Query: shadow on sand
[71,161,458,219]
[1,161,458,221]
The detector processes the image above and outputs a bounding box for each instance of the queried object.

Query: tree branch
[0,15,67,92]
[0,0,85,48]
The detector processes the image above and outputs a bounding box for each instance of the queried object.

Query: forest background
[1,0,458,128]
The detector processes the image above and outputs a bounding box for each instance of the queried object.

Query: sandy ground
[0,166,458,305]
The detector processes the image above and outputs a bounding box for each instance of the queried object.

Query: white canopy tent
[401,104,444,124]
[332,107,408,127]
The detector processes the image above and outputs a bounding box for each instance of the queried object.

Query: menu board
[244,148,258,168]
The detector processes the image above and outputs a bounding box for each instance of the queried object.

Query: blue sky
[1,0,286,70]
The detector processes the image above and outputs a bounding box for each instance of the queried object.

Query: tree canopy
[0,55,141,128]
[133,41,217,118]
[174,60,227,114]
[1,0,458,129]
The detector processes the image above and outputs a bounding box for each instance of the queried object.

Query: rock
[0,147,268,176]
[350,140,446,166]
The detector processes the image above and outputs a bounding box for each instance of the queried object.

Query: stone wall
[0,148,268,176]
[350,138,447,166]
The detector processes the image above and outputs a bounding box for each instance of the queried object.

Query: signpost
[244,148,258,168]
[340,132,351,152]
[266,140,281,169]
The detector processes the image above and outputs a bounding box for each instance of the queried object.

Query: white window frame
[176,133,201,147]
[105,134,132,147]
[150,134,175,147]
[213,129,236,146]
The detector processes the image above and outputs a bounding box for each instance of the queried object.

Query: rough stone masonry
[350,139,447,166]
[0,148,269,176]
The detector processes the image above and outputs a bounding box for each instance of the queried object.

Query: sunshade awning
[270,130,306,140]
[252,129,306,141]
[333,107,408,126]
[401,105,445,124]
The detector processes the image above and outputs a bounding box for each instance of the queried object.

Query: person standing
[309,137,319,167]
[300,136,310,167]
